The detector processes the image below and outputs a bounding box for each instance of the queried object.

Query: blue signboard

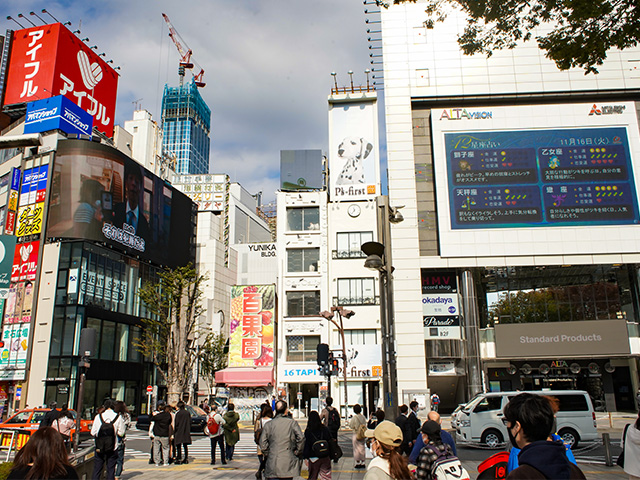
[24,95,93,136]
[445,127,640,228]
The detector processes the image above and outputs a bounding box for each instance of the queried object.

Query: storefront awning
[215,367,274,387]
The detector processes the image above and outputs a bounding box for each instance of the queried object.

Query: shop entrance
[288,383,319,416]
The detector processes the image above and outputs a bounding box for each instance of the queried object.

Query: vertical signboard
[228,285,275,367]
[4,168,21,236]
[422,270,461,340]
[0,236,16,288]
[328,93,380,201]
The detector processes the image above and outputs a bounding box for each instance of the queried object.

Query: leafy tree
[388,0,639,73]
[198,332,228,398]
[136,264,206,405]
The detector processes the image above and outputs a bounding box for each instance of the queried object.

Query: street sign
[297,391,302,400]
[146,385,153,394]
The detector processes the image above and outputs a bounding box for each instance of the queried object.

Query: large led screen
[431,102,640,258]
[46,139,195,267]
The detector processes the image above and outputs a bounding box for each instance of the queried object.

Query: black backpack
[95,413,119,454]
[328,408,340,430]
[310,431,330,458]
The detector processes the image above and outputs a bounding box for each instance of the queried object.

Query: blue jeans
[225,443,235,460]
[115,444,125,477]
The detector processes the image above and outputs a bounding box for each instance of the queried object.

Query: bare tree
[198,332,228,399]
[136,264,206,405]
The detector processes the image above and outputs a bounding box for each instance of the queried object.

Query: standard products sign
[495,320,630,358]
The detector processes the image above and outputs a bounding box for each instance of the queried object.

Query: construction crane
[161,13,206,88]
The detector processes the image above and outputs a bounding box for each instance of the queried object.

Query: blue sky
[2,1,383,203]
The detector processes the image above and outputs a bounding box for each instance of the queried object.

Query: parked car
[454,390,598,449]
[0,408,92,441]
[136,404,207,433]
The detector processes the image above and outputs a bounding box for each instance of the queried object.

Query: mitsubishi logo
[77,50,103,89]
[589,104,602,116]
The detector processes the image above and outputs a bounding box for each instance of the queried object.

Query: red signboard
[4,23,119,136]
[11,241,40,283]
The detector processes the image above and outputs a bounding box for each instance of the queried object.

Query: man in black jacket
[39,401,59,428]
[151,405,173,466]
[394,404,412,455]
[406,400,421,450]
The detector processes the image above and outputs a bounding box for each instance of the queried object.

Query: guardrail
[0,428,32,461]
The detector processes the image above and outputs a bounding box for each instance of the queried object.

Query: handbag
[329,437,343,460]
[617,424,630,468]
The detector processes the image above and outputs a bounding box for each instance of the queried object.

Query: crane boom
[161,13,206,88]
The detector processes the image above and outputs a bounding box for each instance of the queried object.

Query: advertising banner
[171,174,229,213]
[24,95,93,136]
[422,292,462,340]
[46,140,195,268]
[228,285,275,367]
[328,94,380,201]
[431,102,640,257]
[15,203,45,237]
[11,241,39,283]
[0,323,30,374]
[421,270,458,294]
[19,165,48,206]
[341,344,383,378]
[494,320,630,358]
[4,23,118,137]
[0,236,17,289]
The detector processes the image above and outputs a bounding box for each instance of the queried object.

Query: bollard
[602,433,613,467]
[609,411,613,428]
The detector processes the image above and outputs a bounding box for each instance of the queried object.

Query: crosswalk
[123,431,259,460]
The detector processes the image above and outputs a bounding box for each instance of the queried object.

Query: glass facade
[161,79,211,175]
[45,241,162,418]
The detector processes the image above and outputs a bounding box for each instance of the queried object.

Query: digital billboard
[3,23,118,136]
[328,94,380,201]
[228,285,275,368]
[46,139,195,268]
[431,102,640,257]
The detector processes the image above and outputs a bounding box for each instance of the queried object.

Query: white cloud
[2,1,374,203]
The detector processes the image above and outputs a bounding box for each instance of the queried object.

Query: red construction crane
[161,13,206,88]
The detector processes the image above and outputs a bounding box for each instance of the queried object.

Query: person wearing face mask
[363,421,412,480]
[503,393,586,480]
[506,396,576,473]
[414,420,454,480]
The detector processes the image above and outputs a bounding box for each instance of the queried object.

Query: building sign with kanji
[228,285,275,367]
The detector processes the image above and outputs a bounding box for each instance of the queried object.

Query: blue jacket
[409,429,457,464]
[507,434,576,473]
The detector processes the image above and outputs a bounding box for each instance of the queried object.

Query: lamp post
[319,306,355,420]
[361,195,403,420]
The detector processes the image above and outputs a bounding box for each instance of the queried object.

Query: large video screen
[47,140,195,267]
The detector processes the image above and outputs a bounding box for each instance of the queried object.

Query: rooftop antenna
[331,72,338,94]
[41,9,60,23]
[6,16,25,28]
[132,98,143,110]
[348,70,354,93]
[29,11,47,25]
[17,13,37,27]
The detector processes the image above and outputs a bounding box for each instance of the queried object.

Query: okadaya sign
[495,320,630,358]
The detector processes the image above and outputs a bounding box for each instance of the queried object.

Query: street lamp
[361,195,403,420]
[319,306,355,420]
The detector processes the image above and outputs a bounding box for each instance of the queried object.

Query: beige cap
[364,420,403,447]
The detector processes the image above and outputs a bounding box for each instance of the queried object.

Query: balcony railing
[332,296,379,307]
[332,250,367,259]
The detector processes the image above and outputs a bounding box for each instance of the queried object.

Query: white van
[454,390,598,449]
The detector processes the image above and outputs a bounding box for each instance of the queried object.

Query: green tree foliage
[198,332,228,397]
[136,264,206,404]
[390,0,639,73]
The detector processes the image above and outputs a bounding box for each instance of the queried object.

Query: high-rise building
[161,78,211,174]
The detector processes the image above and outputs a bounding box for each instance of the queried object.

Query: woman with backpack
[303,410,333,480]
[349,404,367,469]
[415,420,454,480]
[255,403,273,479]
[223,403,240,461]
[114,401,131,480]
[363,421,412,480]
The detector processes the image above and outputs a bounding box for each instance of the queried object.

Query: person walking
[349,404,367,469]
[363,421,412,480]
[259,400,305,480]
[504,393,586,479]
[7,427,79,479]
[409,411,457,464]
[40,401,60,429]
[255,403,274,479]
[368,409,385,429]
[406,401,421,452]
[321,397,341,440]
[113,401,130,480]
[206,404,226,465]
[394,405,411,456]
[415,420,454,480]
[303,410,332,480]
[223,403,240,461]
[430,392,440,413]
[151,404,173,467]
[621,411,640,480]
[173,401,192,465]
[52,404,74,452]
[91,399,126,480]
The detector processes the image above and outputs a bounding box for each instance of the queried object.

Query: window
[344,329,377,345]
[286,335,320,362]
[473,397,502,413]
[336,278,377,305]
[288,249,319,273]
[335,232,373,258]
[287,207,320,231]
[556,394,589,412]
[286,291,320,316]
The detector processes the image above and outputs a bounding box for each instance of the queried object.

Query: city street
[105,413,634,479]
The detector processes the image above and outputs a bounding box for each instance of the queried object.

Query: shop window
[286,335,320,362]
[286,291,320,316]
[287,249,319,273]
[287,207,320,231]
[99,321,115,361]
[335,232,373,259]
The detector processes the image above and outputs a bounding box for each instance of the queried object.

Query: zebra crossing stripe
[125,434,259,459]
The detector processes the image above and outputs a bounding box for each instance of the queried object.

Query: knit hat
[421,419,441,436]
[364,420,403,447]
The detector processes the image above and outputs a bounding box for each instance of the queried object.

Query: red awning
[214,367,274,387]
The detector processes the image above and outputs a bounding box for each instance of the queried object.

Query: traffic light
[331,355,340,376]
[317,343,330,366]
